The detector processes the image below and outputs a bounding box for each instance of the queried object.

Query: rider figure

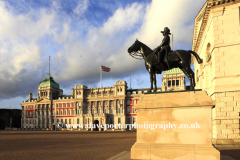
[154,27,171,66]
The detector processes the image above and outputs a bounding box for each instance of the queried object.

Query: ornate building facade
[21,69,186,131]
[162,68,186,91]
[192,0,240,145]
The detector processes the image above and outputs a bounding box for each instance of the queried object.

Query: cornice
[192,0,237,53]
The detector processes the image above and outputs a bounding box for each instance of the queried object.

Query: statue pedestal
[131,91,220,160]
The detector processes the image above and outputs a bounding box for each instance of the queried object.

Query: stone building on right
[192,0,240,145]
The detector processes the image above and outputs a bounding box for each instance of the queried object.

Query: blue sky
[0,0,206,109]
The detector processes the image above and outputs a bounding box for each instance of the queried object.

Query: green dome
[39,76,59,89]
[164,68,183,74]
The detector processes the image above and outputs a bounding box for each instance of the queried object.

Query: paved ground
[1,130,240,160]
[0,130,136,160]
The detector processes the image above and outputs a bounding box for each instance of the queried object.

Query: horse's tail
[188,50,202,64]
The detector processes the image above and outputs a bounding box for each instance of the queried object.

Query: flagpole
[100,65,102,88]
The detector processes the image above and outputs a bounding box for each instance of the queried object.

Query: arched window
[206,43,211,89]
[206,43,211,62]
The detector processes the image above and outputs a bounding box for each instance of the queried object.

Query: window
[77,119,79,124]
[61,119,63,123]
[105,109,107,113]
[99,109,100,113]
[118,118,121,124]
[176,80,179,86]
[65,119,67,124]
[69,119,71,124]
[93,110,95,114]
[65,104,67,107]
[172,80,175,86]
[52,111,54,115]
[65,110,67,115]
[61,110,63,115]
[27,106,28,109]
[57,111,59,115]
[52,105,54,108]
[87,110,89,114]
[52,119,54,123]
[57,119,59,123]
[78,110,80,115]
[127,107,130,113]
[127,118,130,124]
[70,103,72,107]
[132,107,135,113]
[133,118,135,124]
[110,118,113,124]
[30,120,31,124]
[69,110,72,115]
[57,104,59,108]
[133,100,136,104]
[61,104,63,107]
[119,108,121,113]
[127,100,130,105]
[26,120,28,124]
[110,109,113,114]
[168,81,171,87]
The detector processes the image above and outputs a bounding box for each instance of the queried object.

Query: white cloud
[100,3,144,35]
[136,0,206,49]
[73,0,89,17]
[0,0,206,107]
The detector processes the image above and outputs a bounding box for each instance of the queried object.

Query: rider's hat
[161,27,171,35]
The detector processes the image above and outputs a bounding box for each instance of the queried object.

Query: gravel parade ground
[0,130,240,160]
[0,130,136,160]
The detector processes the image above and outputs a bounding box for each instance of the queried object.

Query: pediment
[36,98,51,103]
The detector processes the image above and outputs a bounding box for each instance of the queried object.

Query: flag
[101,65,110,72]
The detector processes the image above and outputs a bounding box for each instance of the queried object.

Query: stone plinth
[131,91,220,160]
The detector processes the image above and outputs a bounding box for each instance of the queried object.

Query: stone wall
[212,91,240,145]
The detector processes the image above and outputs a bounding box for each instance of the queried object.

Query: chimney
[29,93,32,100]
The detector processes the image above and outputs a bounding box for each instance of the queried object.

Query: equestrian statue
[127,27,202,92]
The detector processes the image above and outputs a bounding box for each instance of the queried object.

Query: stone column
[33,106,35,129]
[40,104,42,129]
[24,106,26,129]
[99,118,102,131]
[122,99,125,114]
[36,105,38,128]
[115,100,117,114]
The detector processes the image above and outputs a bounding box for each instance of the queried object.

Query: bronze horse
[127,39,202,91]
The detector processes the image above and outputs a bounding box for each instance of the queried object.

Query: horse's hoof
[148,89,152,92]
